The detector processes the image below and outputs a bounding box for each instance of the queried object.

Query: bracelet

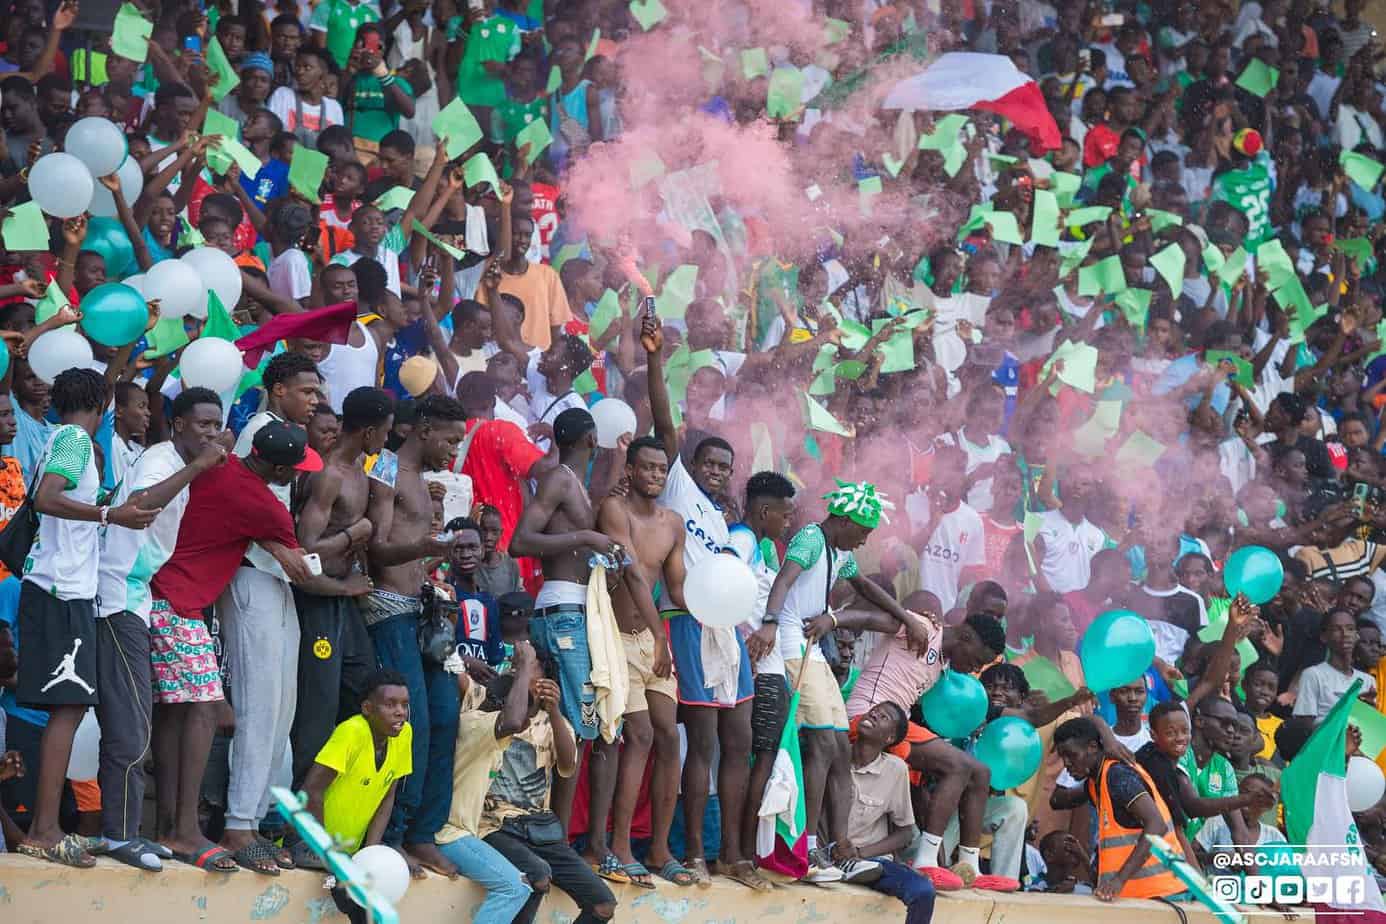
[379,72,396,86]
[830,611,839,629]
[763,611,780,626]
[98,506,109,527]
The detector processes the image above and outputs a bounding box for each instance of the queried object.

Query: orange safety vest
[1087,758,1185,900]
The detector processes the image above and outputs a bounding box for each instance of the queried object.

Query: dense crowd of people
[4,0,1386,921]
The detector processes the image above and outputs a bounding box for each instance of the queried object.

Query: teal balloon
[80,216,135,279]
[80,283,148,347]
[1223,545,1283,605]
[921,669,988,738]
[974,717,1043,790]
[1080,609,1155,692]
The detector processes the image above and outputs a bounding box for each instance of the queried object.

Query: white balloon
[1348,756,1385,813]
[145,259,205,319]
[349,844,411,906]
[179,337,245,393]
[67,708,100,780]
[181,247,243,311]
[683,554,758,628]
[89,154,145,219]
[29,153,95,219]
[123,274,146,296]
[589,398,637,449]
[27,328,94,384]
[65,117,128,177]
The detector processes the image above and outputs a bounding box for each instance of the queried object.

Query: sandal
[258,835,295,870]
[593,853,632,884]
[171,844,239,874]
[657,859,696,887]
[685,857,713,889]
[106,839,164,872]
[17,833,96,869]
[136,838,173,860]
[231,839,282,876]
[291,839,326,870]
[724,859,774,892]
[621,861,656,890]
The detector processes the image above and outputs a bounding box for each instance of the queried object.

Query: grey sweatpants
[219,567,299,832]
[95,611,153,841]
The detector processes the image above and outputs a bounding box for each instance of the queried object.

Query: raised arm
[641,314,679,462]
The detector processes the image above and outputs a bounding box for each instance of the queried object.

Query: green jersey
[1212,158,1274,247]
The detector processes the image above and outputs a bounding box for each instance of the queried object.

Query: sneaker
[972,874,1021,892]
[839,856,883,885]
[804,847,845,883]
[915,866,965,891]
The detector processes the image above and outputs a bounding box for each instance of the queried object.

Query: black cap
[553,407,595,447]
[251,421,323,472]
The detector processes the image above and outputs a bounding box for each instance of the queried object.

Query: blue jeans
[871,858,936,924]
[529,608,597,741]
[368,613,459,845]
[436,834,531,924]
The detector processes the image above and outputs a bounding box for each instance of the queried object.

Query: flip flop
[594,853,632,884]
[136,838,174,860]
[257,835,295,870]
[17,833,96,869]
[171,844,240,873]
[622,861,657,890]
[291,839,326,870]
[685,857,713,889]
[724,859,774,892]
[105,839,164,872]
[658,859,696,887]
[231,839,281,876]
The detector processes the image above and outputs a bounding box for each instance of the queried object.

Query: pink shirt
[845,616,945,719]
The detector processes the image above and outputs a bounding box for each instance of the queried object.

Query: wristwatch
[763,611,781,626]
[98,506,110,527]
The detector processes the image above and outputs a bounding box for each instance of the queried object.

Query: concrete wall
[0,854,1243,924]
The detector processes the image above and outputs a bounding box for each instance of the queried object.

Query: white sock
[807,835,819,852]
[958,846,981,870]
[912,832,942,868]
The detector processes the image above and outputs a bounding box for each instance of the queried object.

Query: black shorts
[16,581,98,709]
[751,672,790,753]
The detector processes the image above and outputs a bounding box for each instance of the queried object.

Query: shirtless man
[364,394,468,878]
[292,386,394,786]
[588,436,691,888]
[509,407,618,828]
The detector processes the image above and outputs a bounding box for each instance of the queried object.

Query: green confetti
[629,0,668,30]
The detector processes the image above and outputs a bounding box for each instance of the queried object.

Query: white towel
[586,565,629,743]
[700,621,741,706]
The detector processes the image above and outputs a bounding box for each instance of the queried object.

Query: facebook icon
[1337,877,1366,906]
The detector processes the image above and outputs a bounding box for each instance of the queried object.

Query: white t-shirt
[657,456,729,610]
[493,395,532,433]
[939,430,1011,512]
[525,347,585,452]
[726,523,783,677]
[1293,662,1377,720]
[24,425,100,600]
[108,434,144,493]
[232,412,293,579]
[1196,815,1286,852]
[268,248,313,302]
[267,87,345,137]
[904,492,985,613]
[1035,510,1106,594]
[97,442,192,624]
[331,244,402,298]
[776,523,858,664]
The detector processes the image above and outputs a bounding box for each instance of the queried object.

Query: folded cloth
[235,300,359,366]
[701,619,741,706]
[586,564,628,743]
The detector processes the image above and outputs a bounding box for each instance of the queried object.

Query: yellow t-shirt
[1255,713,1283,761]
[315,715,413,852]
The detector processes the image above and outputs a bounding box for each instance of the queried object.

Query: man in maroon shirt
[148,421,317,872]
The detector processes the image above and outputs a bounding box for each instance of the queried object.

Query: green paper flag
[1202,243,1226,276]
[766,67,804,120]
[552,243,585,275]
[1217,246,1248,290]
[824,17,850,44]
[858,175,882,214]
[374,186,416,212]
[588,291,622,345]
[1050,171,1081,207]
[2,201,48,251]
[1077,254,1127,296]
[112,3,152,63]
[1235,58,1279,97]
[1066,205,1112,227]
[433,98,484,159]
[1206,349,1254,386]
[1051,340,1099,393]
[1147,209,1184,232]
[1113,287,1153,331]
[1332,236,1375,266]
[411,220,465,260]
[657,264,698,319]
[918,114,968,177]
[515,117,553,165]
[1019,656,1077,702]
[177,216,204,248]
[877,329,916,373]
[206,37,240,103]
[809,365,835,396]
[573,368,599,395]
[1255,238,1296,287]
[1031,189,1060,247]
[1115,431,1166,468]
[803,393,852,436]
[202,290,239,342]
[1341,150,1385,190]
[33,281,69,325]
[1072,414,1112,457]
[288,145,329,203]
[1150,242,1186,295]
[629,0,667,30]
[983,211,1024,245]
[546,65,562,95]
[462,152,500,193]
[213,137,263,180]
[1059,240,1093,277]
[143,315,190,359]
[203,108,240,144]
[742,47,769,79]
[882,152,905,178]
[835,359,867,380]
[586,29,601,62]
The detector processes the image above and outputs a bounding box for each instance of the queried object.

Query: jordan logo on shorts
[41,638,94,695]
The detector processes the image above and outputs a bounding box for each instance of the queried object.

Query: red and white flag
[883,52,1061,153]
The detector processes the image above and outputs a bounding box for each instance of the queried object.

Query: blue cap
[241,52,273,76]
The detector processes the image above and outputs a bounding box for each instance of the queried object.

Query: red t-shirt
[454,418,544,550]
[531,181,559,259]
[151,456,299,614]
